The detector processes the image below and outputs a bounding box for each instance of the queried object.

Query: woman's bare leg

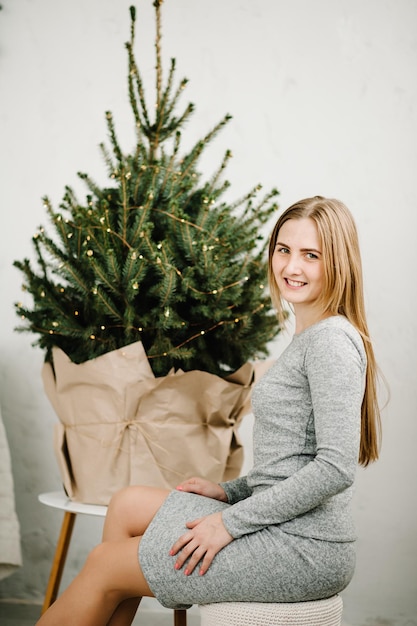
[104,486,170,626]
[36,536,151,626]
[103,485,170,542]
[36,486,170,626]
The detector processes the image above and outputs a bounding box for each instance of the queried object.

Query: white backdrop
[0,1,416,624]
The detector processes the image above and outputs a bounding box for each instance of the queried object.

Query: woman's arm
[221,328,364,538]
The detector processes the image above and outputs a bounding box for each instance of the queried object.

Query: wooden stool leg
[41,511,76,614]
[174,608,187,626]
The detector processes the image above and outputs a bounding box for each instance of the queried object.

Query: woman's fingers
[198,550,216,576]
[170,531,209,575]
[169,530,194,556]
[186,518,202,528]
[169,512,233,575]
[177,543,207,576]
[176,477,204,494]
[175,478,228,502]
[169,515,209,556]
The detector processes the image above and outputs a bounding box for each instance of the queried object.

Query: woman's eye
[306,252,318,259]
[276,246,289,254]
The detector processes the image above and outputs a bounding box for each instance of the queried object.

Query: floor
[0,602,201,626]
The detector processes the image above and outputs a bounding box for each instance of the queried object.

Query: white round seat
[199,594,343,626]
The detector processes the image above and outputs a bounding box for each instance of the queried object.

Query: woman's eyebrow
[275,241,321,254]
[300,247,321,254]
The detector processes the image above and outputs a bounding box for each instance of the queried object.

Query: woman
[36,196,381,626]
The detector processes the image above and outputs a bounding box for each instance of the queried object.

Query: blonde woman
[37,196,381,626]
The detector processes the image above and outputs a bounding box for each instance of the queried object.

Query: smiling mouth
[285,278,306,287]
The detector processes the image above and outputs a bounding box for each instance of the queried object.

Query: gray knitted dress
[139,316,366,609]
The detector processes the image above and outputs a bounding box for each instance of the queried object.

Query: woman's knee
[107,486,136,516]
[82,543,133,604]
[84,542,111,575]
[105,485,168,539]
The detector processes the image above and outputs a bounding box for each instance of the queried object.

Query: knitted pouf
[199,595,343,626]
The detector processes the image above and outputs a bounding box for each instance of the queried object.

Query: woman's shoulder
[299,315,360,339]
[313,315,359,335]
[299,316,366,365]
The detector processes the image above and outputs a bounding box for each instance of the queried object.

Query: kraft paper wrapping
[42,341,255,505]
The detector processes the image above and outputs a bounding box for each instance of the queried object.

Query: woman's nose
[285,254,302,274]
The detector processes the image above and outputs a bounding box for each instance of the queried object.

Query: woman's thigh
[103,485,171,541]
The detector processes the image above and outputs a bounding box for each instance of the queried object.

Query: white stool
[199,595,343,626]
[38,491,187,626]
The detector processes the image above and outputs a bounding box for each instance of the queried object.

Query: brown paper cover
[42,341,255,504]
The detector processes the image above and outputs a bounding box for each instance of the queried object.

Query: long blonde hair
[268,196,381,466]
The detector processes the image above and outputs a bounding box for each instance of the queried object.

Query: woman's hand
[176,477,228,502]
[170,511,233,576]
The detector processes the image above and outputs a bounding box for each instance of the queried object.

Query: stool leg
[41,511,76,614]
[174,608,187,626]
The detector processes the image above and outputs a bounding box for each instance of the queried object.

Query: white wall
[1,1,416,624]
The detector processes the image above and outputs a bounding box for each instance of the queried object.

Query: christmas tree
[14,2,281,378]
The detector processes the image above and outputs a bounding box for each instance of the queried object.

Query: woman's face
[271,217,325,312]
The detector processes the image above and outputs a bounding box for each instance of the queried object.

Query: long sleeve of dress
[220,475,253,504]
[221,318,365,542]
